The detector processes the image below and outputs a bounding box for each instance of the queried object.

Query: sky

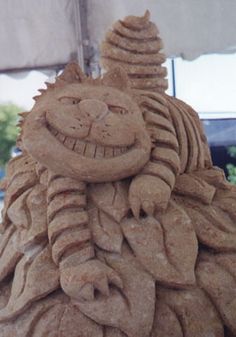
[0,53,236,114]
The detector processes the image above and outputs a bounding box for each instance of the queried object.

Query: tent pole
[171,58,176,97]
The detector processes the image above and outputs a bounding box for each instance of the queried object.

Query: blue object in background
[0,168,5,200]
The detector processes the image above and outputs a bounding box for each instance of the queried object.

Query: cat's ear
[58,62,86,83]
[102,67,130,91]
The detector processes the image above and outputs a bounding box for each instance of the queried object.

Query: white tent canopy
[1,0,236,73]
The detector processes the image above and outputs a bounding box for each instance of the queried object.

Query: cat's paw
[129,175,171,218]
[60,259,123,301]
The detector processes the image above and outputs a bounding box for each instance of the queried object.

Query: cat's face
[22,65,151,182]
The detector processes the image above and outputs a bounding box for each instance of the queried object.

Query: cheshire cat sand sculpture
[0,11,236,337]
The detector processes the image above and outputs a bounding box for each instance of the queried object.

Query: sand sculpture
[0,10,236,337]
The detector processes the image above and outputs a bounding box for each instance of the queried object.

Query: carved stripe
[47,175,91,267]
[151,129,179,152]
[178,100,206,169]
[139,95,170,119]
[113,20,158,40]
[166,97,189,173]
[144,111,176,134]
[101,58,166,75]
[129,77,168,90]
[142,162,176,189]
[106,30,163,53]
[152,148,180,175]
[47,193,86,223]
[101,42,166,65]
[171,98,200,172]
[52,228,92,265]
[167,96,212,172]
[48,177,85,202]
[48,210,88,244]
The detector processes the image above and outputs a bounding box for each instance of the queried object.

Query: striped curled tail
[47,172,94,269]
[101,10,168,93]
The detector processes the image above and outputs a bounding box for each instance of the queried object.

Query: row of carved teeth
[49,126,129,158]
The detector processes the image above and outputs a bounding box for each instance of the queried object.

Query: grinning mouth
[47,124,131,159]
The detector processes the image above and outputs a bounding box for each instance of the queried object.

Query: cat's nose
[79,99,108,121]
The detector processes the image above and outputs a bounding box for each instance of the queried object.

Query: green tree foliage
[227,146,236,185]
[0,103,21,167]
[226,163,236,184]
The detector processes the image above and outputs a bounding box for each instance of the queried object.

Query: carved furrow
[144,110,176,133]
[113,19,158,40]
[25,305,55,337]
[101,43,166,65]
[47,177,86,202]
[168,96,211,172]
[152,148,180,175]
[105,31,163,54]
[52,228,91,265]
[48,210,88,244]
[185,103,213,168]
[129,77,168,90]
[142,162,176,189]
[150,129,179,151]
[172,99,199,172]
[177,99,205,169]
[172,98,204,171]
[47,193,86,223]
[102,58,166,76]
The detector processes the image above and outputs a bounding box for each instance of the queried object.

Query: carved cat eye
[59,97,81,105]
[108,105,128,115]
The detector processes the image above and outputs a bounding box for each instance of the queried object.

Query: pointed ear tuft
[144,10,150,21]
[58,62,86,83]
[102,67,130,91]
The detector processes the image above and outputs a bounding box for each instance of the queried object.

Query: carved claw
[60,259,123,301]
[129,196,141,219]
[142,200,155,216]
[129,175,171,218]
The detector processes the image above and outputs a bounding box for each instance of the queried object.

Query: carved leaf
[7,189,32,229]
[78,245,155,337]
[121,201,197,288]
[17,184,47,251]
[151,302,183,337]
[0,292,103,337]
[89,181,130,223]
[177,197,236,252]
[173,169,236,252]
[27,302,103,337]
[174,173,216,204]
[2,162,37,229]
[154,287,224,337]
[0,226,22,282]
[197,252,236,334]
[89,207,123,253]
[104,328,127,337]
[0,245,59,322]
